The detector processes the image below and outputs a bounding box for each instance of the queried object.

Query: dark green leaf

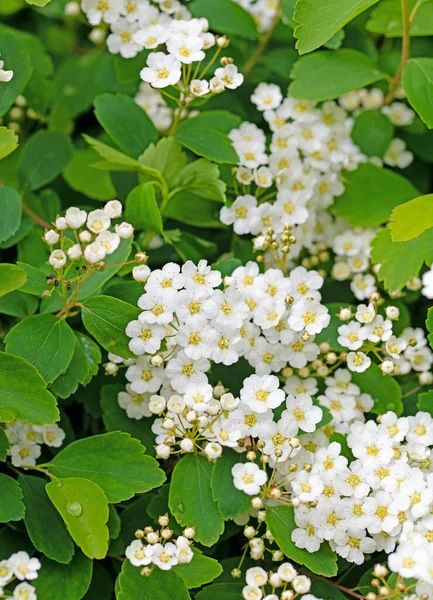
[18,131,73,191]
[174,550,222,589]
[0,185,21,243]
[125,182,163,234]
[403,58,433,129]
[33,553,92,600]
[351,362,403,415]
[0,474,24,523]
[175,122,239,164]
[63,148,116,201]
[211,449,251,519]
[117,559,191,600]
[418,390,433,415]
[351,110,394,156]
[0,34,33,117]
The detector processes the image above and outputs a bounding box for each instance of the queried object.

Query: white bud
[244,526,255,538]
[183,527,195,539]
[257,510,266,522]
[49,249,67,269]
[269,573,282,587]
[44,230,60,244]
[156,444,170,459]
[197,415,208,427]
[220,392,239,411]
[149,395,166,414]
[133,264,151,283]
[67,243,82,260]
[380,360,394,374]
[161,528,173,539]
[162,418,175,430]
[204,442,222,460]
[251,497,263,509]
[65,207,87,229]
[373,564,388,578]
[385,305,399,320]
[89,27,106,44]
[146,531,159,544]
[55,217,68,230]
[292,575,311,594]
[158,514,169,527]
[105,361,118,375]
[186,410,197,423]
[419,371,433,385]
[64,0,80,15]
[15,95,26,107]
[206,399,220,415]
[272,550,283,561]
[213,384,226,398]
[223,275,234,287]
[339,307,352,320]
[291,497,300,507]
[79,230,92,243]
[167,395,185,414]
[150,353,164,367]
[115,222,134,239]
[180,438,194,453]
[104,199,122,218]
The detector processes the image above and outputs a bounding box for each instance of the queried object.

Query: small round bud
[246,451,256,461]
[289,437,300,448]
[155,444,170,459]
[79,230,92,243]
[231,568,241,578]
[151,354,164,368]
[291,497,300,507]
[183,527,195,539]
[216,35,229,48]
[105,361,118,375]
[281,591,294,600]
[162,418,175,430]
[161,528,173,540]
[89,27,106,44]
[133,264,151,282]
[325,352,337,365]
[140,567,152,577]
[272,550,283,561]
[420,371,433,385]
[146,531,159,544]
[317,365,329,377]
[204,442,223,460]
[380,360,394,374]
[180,438,194,453]
[378,587,388,597]
[186,410,197,423]
[270,488,281,499]
[44,230,60,244]
[257,510,266,522]
[251,497,263,509]
[385,305,399,320]
[365,595,376,600]
[244,526,255,539]
[298,367,310,378]
[135,529,144,539]
[370,292,381,302]
[319,341,331,353]
[282,367,293,378]
[373,564,388,578]
[158,514,169,527]
[64,1,80,15]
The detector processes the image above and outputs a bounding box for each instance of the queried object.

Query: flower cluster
[125,515,194,572]
[241,563,323,600]
[0,551,41,599]
[234,0,279,33]
[5,421,65,467]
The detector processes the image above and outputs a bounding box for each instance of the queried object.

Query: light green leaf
[0,474,24,523]
[63,148,116,201]
[16,262,48,297]
[0,185,21,244]
[351,110,394,157]
[25,0,52,5]
[175,121,239,164]
[139,137,187,183]
[101,384,156,455]
[390,194,433,241]
[0,126,18,160]
[125,182,163,234]
[260,47,298,79]
[0,34,33,117]
[94,93,158,158]
[171,231,217,263]
[332,163,418,225]
[0,264,27,297]
[418,390,433,416]
[5,314,76,384]
[371,227,433,291]
[0,351,59,424]
[174,550,222,589]
[351,362,403,415]
[48,431,165,503]
[118,560,191,599]
[211,258,242,278]
[19,474,75,564]
[294,0,379,54]
[83,135,147,172]
[18,131,73,191]
[211,450,251,520]
[426,306,433,349]
[266,504,338,576]
[81,295,140,360]
[46,477,109,560]
[178,111,242,134]
[189,0,258,38]
[33,553,92,600]
[367,0,433,37]
[171,159,226,203]
[289,49,384,101]
[403,58,433,129]
[0,427,10,461]
[169,453,224,547]
[74,332,102,386]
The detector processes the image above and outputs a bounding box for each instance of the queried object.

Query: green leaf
[329,432,355,461]
[367,0,433,37]
[0,185,21,244]
[178,111,242,134]
[189,0,258,38]
[0,264,27,297]
[351,110,394,157]
[390,194,433,241]
[174,550,222,589]
[0,351,59,424]
[426,306,433,349]
[311,578,349,600]
[81,295,140,360]
[0,474,24,522]
[139,137,187,183]
[417,390,433,416]
[5,314,76,384]
[117,559,191,600]
[403,58,433,129]
[260,47,298,79]
[26,0,52,6]
[195,583,243,600]
[169,453,224,547]
[18,131,73,191]
[46,477,109,560]
[289,49,384,101]
[332,163,418,225]
[324,29,345,49]
[294,0,379,54]
[108,505,121,540]
[63,148,116,201]
[165,192,225,229]
[0,126,18,160]
[19,474,75,564]
[0,34,33,117]
[101,384,156,455]
[125,182,163,234]
[94,93,158,159]
[266,504,338,576]
[0,427,10,461]
[0,216,33,250]
[371,227,433,292]
[74,332,102,386]
[33,553,93,600]
[48,431,165,503]
[17,262,48,297]
[175,121,239,164]
[83,134,147,172]
[171,158,226,203]
[351,362,403,415]
[171,232,217,263]
[211,449,251,520]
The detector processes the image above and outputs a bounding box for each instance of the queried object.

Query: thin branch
[242,3,281,77]
[22,202,51,230]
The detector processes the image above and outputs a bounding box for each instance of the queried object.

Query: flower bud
[180,438,194,453]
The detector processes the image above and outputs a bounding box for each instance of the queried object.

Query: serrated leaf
[169,453,224,547]
[33,552,92,600]
[19,474,75,564]
[94,93,158,159]
[390,194,433,241]
[403,57,433,129]
[0,264,27,297]
[124,182,163,234]
[0,474,24,522]
[332,163,418,225]
[351,362,403,415]
[117,559,191,600]
[18,131,73,191]
[0,186,21,244]
[48,431,165,503]
[294,0,379,54]
[83,134,147,172]
[81,295,140,360]
[5,314,75,384]
[46,477,109,560]
[351,110,394,157]
[0,351,59,424]
[174,550,222,589]
[289,49,384,101]
[139,137,187,183]
[50,336,91,399]
[266,504,338,576]
[211,449,251,520]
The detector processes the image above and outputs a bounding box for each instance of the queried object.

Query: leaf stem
[22,203,51,230]
[384,0,411,103]
[242,2,281,77]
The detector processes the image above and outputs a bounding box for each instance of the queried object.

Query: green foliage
[266,505,338,576]
[125,182,163,234]
[294,0,379,54]
[367,0,433,36]
[332,163,418,225]
[0,34,32,116]
[63,148,116,201]
[418,390,433,415]
[0,474,25,522]
[175,119,239,164]
[190,0,258,38]
[351,110,394,157]
[390,194,433,241]
[211,450,251,519]
[351,362,404,415]
[18,131,73,191]
[46,477,109,559]
[289,49,384,101]
[169,454,225,546]
[33,553,93,600]
[117,559,191,600]
[403,58,433,129]
[0,126,18,160]
[0,351,59,424]
[0,263,27,297]
[195,583,243,600]
[174,550,223,588]
[0,186,21,244]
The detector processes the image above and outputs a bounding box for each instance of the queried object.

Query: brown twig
[22,202,51,230]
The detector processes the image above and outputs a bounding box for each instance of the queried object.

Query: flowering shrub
[2,0,433,599]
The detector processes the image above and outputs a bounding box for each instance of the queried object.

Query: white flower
[167,34,205,64]
[382,102,414,126]
[132,264,151,283]
[347,351,371,372]
[84,241,106,263]
[0,560,12,586]
[140,52,182,88]
[422,267,433,299]
[152,542,178,570]
[214,64,244,89]
[283,394,322,433]
[81,0,122,25]
[65,206,87,228]
[9,552,41,581]
[13,582,37,600]
[87,209,111,233]
[190,79,209,96]
[107,18,141,58]
[44,230,60,244]
[115,221,134,238]
[384,138,413,169]
[205,442,223,459]
[67,243,82,260]
[0,60,13,82]
[220,195,258,235]
[133,24,170,49]
[104,199,122,218]
[49,249,67,269]
[246,567,268,587]
[288,300,330,335]
[240,374,285,414]
[232,462,267,495]
[126,320,166,355]
[40,424,65,447]
[125,540,153,566]
[251,83,282,111]
[96,230,120,254]
[292,575,311,594]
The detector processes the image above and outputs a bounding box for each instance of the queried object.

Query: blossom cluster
[4,421,65,467]
[241,563,323,600]
[0,551,41,600]
[125,515,194,572]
